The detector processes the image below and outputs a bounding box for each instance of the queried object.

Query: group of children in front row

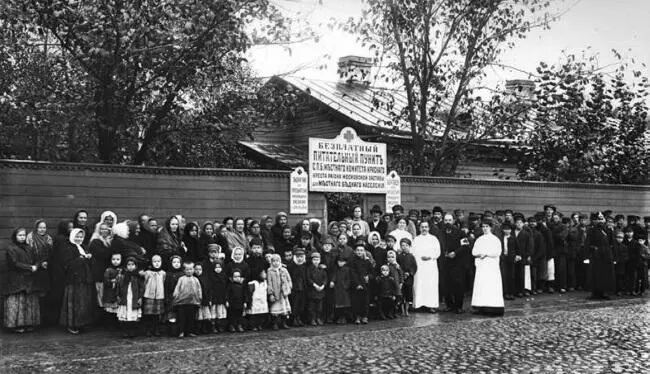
[102,236,416,338]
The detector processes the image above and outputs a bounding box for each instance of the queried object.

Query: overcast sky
[249,0,650,90]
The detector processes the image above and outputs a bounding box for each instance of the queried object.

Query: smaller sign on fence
[385,170,401,213]
[290,167,309,214]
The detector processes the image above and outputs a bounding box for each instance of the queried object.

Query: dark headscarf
[27,220,53,254]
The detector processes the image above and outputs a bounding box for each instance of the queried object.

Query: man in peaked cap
[368,204,388,239]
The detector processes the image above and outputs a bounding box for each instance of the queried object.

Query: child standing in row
[376,265,399,319]
[397,238,417,316]
[173,262,202,338]
[227,270,248,332]
[288,248,308,326]
[141,254,166,337]
[331,256,351,324]
[247,270,269,331]
[212,261,228,332]
[267,254,292,330]
[165,255,184,335]
[195,263,212,334]
[350,244,373,324]
[116,257,144,338]
[102,253,122,327]
[307,252,327,326]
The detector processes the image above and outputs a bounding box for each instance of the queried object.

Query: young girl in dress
[102,253,122,328]
[164,255,184,336]
[194,263,213,334]
[267,254,292,330]
[211,260,228,332]
[141,254,166,337]
[247,269,269,331]
[116,257,144,338]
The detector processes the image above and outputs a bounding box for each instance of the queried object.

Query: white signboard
[309,127,387,193]
[385,170,401,213]
[290,167,309,214]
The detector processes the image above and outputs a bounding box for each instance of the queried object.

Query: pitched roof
[239,141,305,168]
[269,75,412,134]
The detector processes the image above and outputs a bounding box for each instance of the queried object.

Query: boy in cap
[287,248,308,326]
[307,252,327,326]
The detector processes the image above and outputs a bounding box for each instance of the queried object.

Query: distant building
[240,57,527,180]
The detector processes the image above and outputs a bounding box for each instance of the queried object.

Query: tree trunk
[95,80,118,164]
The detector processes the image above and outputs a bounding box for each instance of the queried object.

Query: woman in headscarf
[44,220,74,326]
[198,221,216,261]
[327,221,341,244]
[309,218,323,251]
[411,221,441,313]
[73,210,91,246]
[157,216,183,269]
[471,220,505,316]
[136,215,157,257]
[270,212,289,249]
[181,222,201,263]
[60,228,94,334]
[247,220,267,252]
[26,220,52,300]
[4,228,44,333]
[225,218,250,254]
[88,222,113,312]
[260,215,275,252]
[113,221,147,266]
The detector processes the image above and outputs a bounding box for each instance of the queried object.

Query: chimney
[337,55,374,84]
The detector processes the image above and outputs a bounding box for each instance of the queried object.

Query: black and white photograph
[0,0,649,372]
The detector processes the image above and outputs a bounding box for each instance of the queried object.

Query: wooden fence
[1,159,649,293]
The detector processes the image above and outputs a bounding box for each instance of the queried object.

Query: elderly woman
[60,228,94,334]
[4,228,44,333]
[471,220,505,316]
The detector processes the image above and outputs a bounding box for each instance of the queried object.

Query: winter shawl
[143,269,166,300]
[267,263,292,299]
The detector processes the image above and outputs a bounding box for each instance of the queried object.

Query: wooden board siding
[290,100,345,146]
[364,177,649,217]
[0,161,326,294]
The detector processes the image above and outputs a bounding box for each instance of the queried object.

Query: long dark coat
[4,243,37,296]
[586,226,615,293]
[331,265,351,308]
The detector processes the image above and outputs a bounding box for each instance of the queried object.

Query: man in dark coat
[438,214,470,313]
[549,212,569,293]
[528,217,546,294]
[367,204,388,239]
[513,215,532,297]
[538,215,555,293]
[586,212,615,300]
[500,222,516,300]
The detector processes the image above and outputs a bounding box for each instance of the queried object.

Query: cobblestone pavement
[1,292,648,373]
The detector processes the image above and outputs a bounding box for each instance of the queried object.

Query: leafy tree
[1,0,306,165]
[518,51,650,184]
[344,0,554,175]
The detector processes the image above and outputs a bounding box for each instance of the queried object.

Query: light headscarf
[69,228,88,256]
[100,211,118,226]
[367,231,382,246]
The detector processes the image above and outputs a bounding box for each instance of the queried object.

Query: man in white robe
[411,222,441,312]
[471,220,505,316]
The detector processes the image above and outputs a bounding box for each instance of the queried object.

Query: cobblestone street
[1,292,648,373]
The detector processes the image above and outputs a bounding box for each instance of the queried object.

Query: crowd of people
[3,204,649,338]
